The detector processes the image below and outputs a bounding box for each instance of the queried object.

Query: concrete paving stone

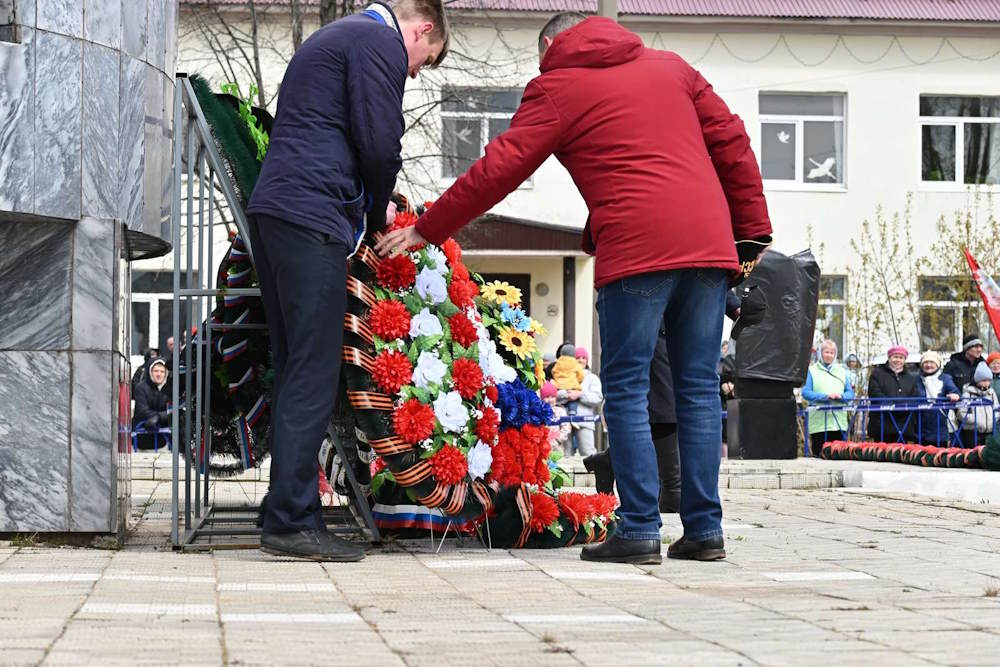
[0,648,47,666]
[569,639,752,666]
[0,617,67,649]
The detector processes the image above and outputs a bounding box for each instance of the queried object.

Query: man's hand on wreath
[375,225,427,257]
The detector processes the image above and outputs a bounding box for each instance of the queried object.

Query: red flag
[963,249,1000,342]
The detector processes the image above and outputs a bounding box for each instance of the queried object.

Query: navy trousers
[248,214,348,534]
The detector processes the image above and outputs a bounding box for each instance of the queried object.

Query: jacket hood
[540,17,644,73]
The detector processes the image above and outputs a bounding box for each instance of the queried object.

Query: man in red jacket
[377,12,772,564]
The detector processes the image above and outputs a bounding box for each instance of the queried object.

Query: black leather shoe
[667,535,726,561]
[580,535,661,564]
[582,451,615,495]
[261,529,366,562]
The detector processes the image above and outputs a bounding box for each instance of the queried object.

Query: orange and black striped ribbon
[346,276,376,308]
[346,390,393,411]
[514,484,533,548]
[393,460,432,486]
[471,480,493,515]
[344,313,374,345]
[355,245,380,274]
[369,436,413,456]
[442,482,467,515]
[417,482,448,508]
[342,346,375,374]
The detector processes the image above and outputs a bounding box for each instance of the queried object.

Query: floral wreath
[337,205,618,547]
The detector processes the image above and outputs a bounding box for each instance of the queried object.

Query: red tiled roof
[179,0,1000,21]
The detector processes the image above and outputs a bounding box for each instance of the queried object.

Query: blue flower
[496,379,553,429]
[501,303,532,332]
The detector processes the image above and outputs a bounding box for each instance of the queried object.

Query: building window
[920,96,1000,186]
[130,270,196,367]
[918,276,997,354]
[759,93,846,188]
[817,275,846,353]
[441,87,521,179]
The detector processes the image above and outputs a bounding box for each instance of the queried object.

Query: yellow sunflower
[481,280,522,307]
[529,319,548,336]
[499,326,537,360]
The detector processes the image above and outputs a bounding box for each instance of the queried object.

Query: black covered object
[726,398,798,459]
[734,250,820,386]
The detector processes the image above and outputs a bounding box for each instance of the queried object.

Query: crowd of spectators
[802,333,1000,450]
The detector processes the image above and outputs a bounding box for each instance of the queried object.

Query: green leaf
[407,341,420,364]
[549,449,564,462]
[412,386,431,404]
[439,344,452,366]
[405,487,419,503]
[582,521,594,538]
[403,292,424,314]
[437,298,459,318]
[546,521,563,539]
[462,431,478,447]
[481,314,497,327]
[418,334,443,352]
[419,447,436,459]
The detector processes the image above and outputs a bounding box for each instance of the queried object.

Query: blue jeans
[597,269,727,541]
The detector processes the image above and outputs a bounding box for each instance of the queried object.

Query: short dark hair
[538,11,587,53]
[393,0,450,67]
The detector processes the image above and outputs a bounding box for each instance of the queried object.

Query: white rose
[467,440,493,480]
[433,391,470,434]
[415,267,448,305]
[479,341,516,383]
[423,246,449,274]
[409,308,443,339]
[413,351,447,389]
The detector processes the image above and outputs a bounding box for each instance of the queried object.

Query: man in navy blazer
[247,0,449,562]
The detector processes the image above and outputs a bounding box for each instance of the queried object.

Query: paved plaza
[2,461,1000,666]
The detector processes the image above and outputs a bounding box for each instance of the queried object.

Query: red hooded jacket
[414,18,772,288]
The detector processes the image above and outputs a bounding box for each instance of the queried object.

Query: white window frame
[919,113,1000,192]
[439,87,530,188]
[129,293,178,370]
[917,276,999,354]
[817,275,847,353]
[759,93,847,192]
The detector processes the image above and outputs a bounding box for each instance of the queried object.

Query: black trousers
[249,214,348,534]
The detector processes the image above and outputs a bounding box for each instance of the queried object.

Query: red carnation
[451,358,484,400]
[391,209,418,230]
[557,492,591,529]
[376,254,417,291]
[529,492,560,533]
[393,399,435,444]
[430,445,468,485]
[442,238,462,266]
[449,312,478,348]
[371,457,387,476]
[369,300,411,341]
[451,262,470,282]
[372,350,413,394]
[587,493,619,520]
[475,406,500,444]
[448,278,478,309]
[485,385,499,403]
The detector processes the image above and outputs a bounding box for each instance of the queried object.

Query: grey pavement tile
[0,648,46,666]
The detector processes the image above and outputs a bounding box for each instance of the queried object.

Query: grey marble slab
[141,63,162,236]
[33,31,81,220]
[82,41,120,221]
[164,0,176,75]
[0,220,72,350]
[119,53,144,230]
[160,73,174,240]
[121,0,144,60]
[114,350,130,531]
[13,0,35,29]
[146,0,163,72]
[0,27,33,214]
[69,350,113,531]
[36,0,81,38]
[83,0,120,50]
[72,217,115,351]
[114,219,128,354]
[0,350,70,531]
